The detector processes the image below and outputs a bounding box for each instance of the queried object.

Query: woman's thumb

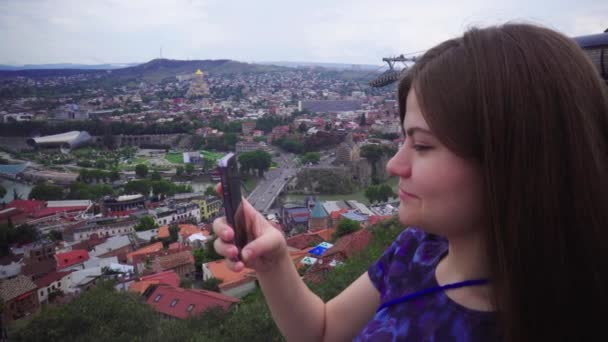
[241,230,279,263]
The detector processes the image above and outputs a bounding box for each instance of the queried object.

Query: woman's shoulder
[392,227,447,265]
[368,227,447,297]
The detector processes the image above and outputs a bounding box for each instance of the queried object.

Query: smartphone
[218,153,247,259]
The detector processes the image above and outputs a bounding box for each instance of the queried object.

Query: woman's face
[386,88,484,237]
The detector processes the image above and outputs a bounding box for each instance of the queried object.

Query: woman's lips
[399,188,418,200]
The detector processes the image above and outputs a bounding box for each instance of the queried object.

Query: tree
[0,184,6,199]
[205,186,217,197]
[224,133,238,148]
[13,284,159,341]
[298,122,307,133]
[377,184,396,202]
[176,165,185,177]
[359,113,366,126]
[193,239,223,269]
[301,152,320,165]
[124,180,151,195]
[365,185,380,203]
[168,223,179,243]
[150,170,162,181]
[200,277,223,292]
[332,218,361,240]
[238,150,272,177]
[48,230,63,241]
[135,216,158,232]
[361,144,387,182]
[135,164,148,178]
[185,163,195,175]
[29,183,64,201]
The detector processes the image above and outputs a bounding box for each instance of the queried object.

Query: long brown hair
[398,23,608,341]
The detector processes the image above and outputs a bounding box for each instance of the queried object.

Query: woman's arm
[256,251,379,342]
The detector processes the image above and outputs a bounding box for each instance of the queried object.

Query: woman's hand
[213,185,288,273]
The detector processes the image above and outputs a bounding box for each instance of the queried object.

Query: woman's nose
[386,146,412,178]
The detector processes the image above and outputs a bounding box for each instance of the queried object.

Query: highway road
[247,151,298,213]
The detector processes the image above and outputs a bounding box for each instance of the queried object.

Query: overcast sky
[0,0,605,66]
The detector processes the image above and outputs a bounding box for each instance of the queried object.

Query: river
[0,178,33,203]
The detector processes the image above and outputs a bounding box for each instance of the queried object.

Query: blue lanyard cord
[376,279,489,314]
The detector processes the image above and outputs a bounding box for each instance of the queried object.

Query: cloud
[0,0,606,65]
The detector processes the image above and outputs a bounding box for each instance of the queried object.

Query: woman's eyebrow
[405,126,434,137]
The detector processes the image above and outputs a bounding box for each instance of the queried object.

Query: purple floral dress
[354,228,498,341]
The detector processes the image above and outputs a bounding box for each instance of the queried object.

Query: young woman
[214,23,608,341]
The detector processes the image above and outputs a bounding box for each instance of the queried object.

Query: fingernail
[242,249,251,261]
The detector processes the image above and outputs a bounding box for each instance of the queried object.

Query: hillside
[0,58,290,81]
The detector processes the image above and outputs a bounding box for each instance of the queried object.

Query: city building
[282,204,310,233]
[241,121,256,135]
[157,224,201,244]
[144,284,239,320]
[102,194,146,216]
[153,203,201,226]
[26,131,92,153]
[55,250,90,271]
[152,250,195,279]
[34,270,73,304]
[0,275,40,322]
[182,151,203,164]
[193,196,222,221]
[203,260,257,298]
[129,270,180,294]
[309,200,329,231]
[185,69,209,98]
[235,140,267,153]
[63,216,138,242]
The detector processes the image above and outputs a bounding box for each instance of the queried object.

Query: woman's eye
[413,145,432,151]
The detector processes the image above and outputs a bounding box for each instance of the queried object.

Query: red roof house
[145,284,239,319]
[129,270,180,294]
[55,250,90,270]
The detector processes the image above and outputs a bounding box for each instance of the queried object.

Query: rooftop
[127,242,163,261]
[55,249,90,269]
[157,224,201,239]
[205,260,256,290]
[145,284,239,320]
[0,275,37,301]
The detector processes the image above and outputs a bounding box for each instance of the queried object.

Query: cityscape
[1,1,606,340]
[0,55,405,339]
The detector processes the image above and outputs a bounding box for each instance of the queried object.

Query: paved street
[247,151,298,213]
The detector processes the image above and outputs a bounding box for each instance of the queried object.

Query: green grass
[165,152,184,164]
[128,157,148,165]
[200,150,223,159]
[286,177,398,205]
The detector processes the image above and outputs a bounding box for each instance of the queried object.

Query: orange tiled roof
[158,224,201,239]
[156,250,194,271]
[289,247,314,265]
[326,228,372,258]
[205,260,255,290]
[311,228,336,241]
[127,242,163,261]
[146,284,238,320]
[129,280,159,294]
[330,209,348,219]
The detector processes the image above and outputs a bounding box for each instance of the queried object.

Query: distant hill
[106,59,290,82]
[0,63,138,70]
[0,59,291,81]
[259,61,384,71]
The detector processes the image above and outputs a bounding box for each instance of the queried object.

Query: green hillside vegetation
[11,217,403,341]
